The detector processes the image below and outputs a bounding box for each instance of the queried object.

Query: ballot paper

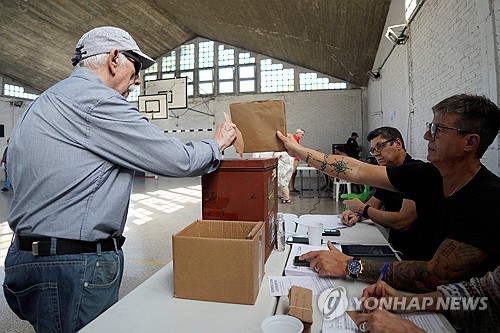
[284,243,342,277]
[267,276,336,296]
[323,310,454,333]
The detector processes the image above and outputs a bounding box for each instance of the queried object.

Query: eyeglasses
[369,138,396,156]
[121,51,142,76]
[425,122,470,138]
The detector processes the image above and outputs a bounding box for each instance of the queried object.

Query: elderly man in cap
[3,27,236,332]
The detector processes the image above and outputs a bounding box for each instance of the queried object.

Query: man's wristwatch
[362,205,371,219]
[347,257,363,278]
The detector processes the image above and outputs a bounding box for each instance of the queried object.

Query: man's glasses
[121,51,142,76]
[369,138,396,156]
[426,122,470,138]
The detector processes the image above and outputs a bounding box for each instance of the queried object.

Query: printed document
[267,276,336,296]
[284,243,341,276]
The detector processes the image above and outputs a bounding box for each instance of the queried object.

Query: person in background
[1,137,10,192]
[277,94,500,294]
[345,131,362,159]
[3,26,236,333]
[274,151,294,203]
[288,128,305,193]
[341,127,427,260]
[351,265,500,333]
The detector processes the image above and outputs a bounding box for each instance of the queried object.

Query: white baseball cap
[71,26,155,70]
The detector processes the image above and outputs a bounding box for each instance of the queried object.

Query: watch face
[348,260,362,275]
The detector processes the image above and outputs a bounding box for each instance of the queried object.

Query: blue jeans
[3,242,124,333]
[2,169,10,189]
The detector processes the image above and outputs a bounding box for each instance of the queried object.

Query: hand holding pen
[362,262,390,313]
[341,209,362,226]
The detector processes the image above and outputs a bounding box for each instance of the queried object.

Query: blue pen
[348,213,363,218]
[363,262,390,313]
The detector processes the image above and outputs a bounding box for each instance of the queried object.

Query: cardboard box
[288,286,313,332]
[172,220,265,305]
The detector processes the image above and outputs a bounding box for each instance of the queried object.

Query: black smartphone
[286,236,309,244]
[293,255,313,266]
[322,229,341,236]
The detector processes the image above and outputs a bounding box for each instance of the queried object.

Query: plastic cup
[308,222,323,245]
[261,315,304,333]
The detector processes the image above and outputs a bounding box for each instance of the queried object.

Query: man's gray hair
[78,53,126,70]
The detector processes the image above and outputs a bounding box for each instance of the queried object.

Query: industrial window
[199,41,214,68]
[143,38,349,99]
[180,44,195,70]
[299,73,347,91]
[3,83,38,100]
[144,62,158,82]
[260,59,294,93]
[161,51,176,73]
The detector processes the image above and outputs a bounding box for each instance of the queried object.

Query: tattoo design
[305,152,312,164]
[389,239,487,293]
[307,153,352,176]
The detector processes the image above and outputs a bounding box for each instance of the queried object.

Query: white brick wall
[367,0,500,173]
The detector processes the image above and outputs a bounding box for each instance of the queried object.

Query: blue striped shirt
[7,67,221,241]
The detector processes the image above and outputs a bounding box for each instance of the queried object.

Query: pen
[363,261,390,313]
[348,213,363,218]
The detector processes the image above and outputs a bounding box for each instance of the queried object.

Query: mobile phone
[322,229,341,236]
[286,236,309,244]
[293,255,313,267]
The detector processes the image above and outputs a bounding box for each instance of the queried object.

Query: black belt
[16,235,126,256]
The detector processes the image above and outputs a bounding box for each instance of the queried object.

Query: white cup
[308,222,323,246]
[261,315,304,333]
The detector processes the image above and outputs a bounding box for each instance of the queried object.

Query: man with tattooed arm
[277,94,500,293]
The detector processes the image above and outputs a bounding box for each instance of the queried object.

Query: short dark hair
[366,126,406,151]
[351,132,358,137]
[432,94,500,158]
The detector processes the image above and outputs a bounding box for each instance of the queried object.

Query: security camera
[385,24,408,45]
[367,70,381,81]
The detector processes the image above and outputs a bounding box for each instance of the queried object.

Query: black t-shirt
[372,155,429,260]
[387,162,500,278]
[345,138,360,159]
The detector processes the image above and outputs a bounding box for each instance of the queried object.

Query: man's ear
[464,133,480,152]
[108,49,120,75]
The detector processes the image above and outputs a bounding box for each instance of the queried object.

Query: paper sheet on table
[323,310,454,333]
[229,100,286,152]
[284,243,341,276]
[297,214,374,229]
[223,112,244,157]
[267,276,336,296]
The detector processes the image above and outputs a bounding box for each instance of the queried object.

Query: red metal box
[202,158,278,260]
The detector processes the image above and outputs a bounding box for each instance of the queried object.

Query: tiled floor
[0,176,349,332]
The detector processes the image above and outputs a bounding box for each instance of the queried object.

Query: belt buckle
[32,241,39,256]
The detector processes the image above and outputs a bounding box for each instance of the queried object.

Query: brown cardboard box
[288,286,313,332]
[172,220,265,305]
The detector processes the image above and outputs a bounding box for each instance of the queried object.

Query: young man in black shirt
[277,94,500,293]
[341,127,428,260]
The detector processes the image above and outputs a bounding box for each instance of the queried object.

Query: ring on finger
[359,321,368,332]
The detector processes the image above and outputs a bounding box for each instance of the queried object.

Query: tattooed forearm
[306,153,352,177]
[389,239,487,293]
[359,260,387,284]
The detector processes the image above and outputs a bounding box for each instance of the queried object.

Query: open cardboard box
[173,220,265,305]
